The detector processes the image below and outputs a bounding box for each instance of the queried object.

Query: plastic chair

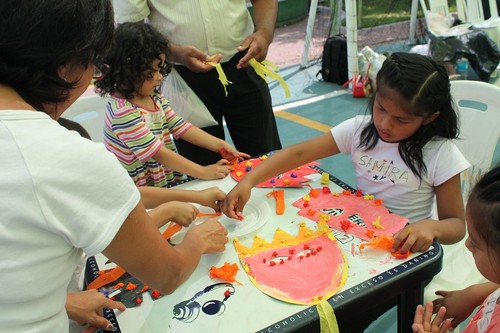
[424,81,500,330]
[457,0,498,23]
[420,0,500,81]
[451,80,500,198]
[419,0,483,40]
[62,94,108,143]
[419,0,451,17]
[458,0,500,49]
[458,0,485,23]
[485,0,499,18]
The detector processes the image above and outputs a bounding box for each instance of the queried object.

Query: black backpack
[318,34,348,85]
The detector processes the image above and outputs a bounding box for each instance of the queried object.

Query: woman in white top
[0,1,228,332]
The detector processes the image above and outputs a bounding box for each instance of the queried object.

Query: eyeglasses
[93,56,110,80]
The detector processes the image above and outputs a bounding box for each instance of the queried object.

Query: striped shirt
[104,93,192,187]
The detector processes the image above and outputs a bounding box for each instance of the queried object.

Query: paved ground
[267,13,427,68]
[267,9,332,68]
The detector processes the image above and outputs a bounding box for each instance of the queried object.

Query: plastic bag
[342,64,373,98]
[429,28,500,82]
[161,68,218,128]
[359,46,386,91]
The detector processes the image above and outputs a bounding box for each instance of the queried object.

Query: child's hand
[148,201,198,228]
[195,187,226,212]
[392,220,435,253]
[221,182,252,220]
[185,217,228,253]
[219,145,250,161]
[412,302,452,333]
[433,288,478,329]
[166,202,199,227]
[199,160,233,180]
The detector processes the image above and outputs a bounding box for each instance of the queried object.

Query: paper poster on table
[234,220,348,305]
[230,155,320,188]
[292,187,408,241]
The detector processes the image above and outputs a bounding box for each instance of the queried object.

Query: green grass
[351,0,457,28]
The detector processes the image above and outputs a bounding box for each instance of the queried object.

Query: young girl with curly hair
[95,22,249,187]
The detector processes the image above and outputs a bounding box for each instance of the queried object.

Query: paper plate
[170,196,271,244]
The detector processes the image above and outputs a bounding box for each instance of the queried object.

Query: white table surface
[88,168,441,333]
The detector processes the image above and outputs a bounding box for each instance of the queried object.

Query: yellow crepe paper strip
[372,216,384,229]
[234,220,333,258]
[317,299,340,333]
[206,60,232,96]
[248,58,291,98]
[205,57,290,98]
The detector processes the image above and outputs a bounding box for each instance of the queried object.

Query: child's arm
[190,187,227,211]
[432,282,499,329]
[140,187,226,228]
[392,174,466,253]
[139,186,226,211]
[102,203,228,295]
[153,145,232,180]
[222,132,340,219]
[147,201,199,228]
[179,126,250,161]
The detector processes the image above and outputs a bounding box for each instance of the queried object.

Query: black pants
[174,51,282,166]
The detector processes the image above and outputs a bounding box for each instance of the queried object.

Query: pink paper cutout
[292,189,408,241]
[241,235,346,304]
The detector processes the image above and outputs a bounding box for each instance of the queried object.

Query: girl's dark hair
[0,0,114,111]
[94,22,171,99]
[359,52,460,179]
[467,165,500,268]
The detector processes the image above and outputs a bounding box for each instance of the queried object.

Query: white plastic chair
[487,0,499,18]
[62,94,108,143]
[458,0,500,50]
[455,0,500,54]
[419,0,466,36]
[452,80,500,197]
[458,0,485,23]
[421,0,499,35]
[457,0,498,23]
[420,0,451,17]
[424,81,500,331]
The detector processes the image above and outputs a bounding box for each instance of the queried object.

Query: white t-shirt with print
[331,115,470,222]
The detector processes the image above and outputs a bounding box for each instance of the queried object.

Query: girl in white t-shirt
[413,165,500,333]
[223,52,469,255]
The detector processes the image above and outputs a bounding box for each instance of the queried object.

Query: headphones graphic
[172,283,235,323]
